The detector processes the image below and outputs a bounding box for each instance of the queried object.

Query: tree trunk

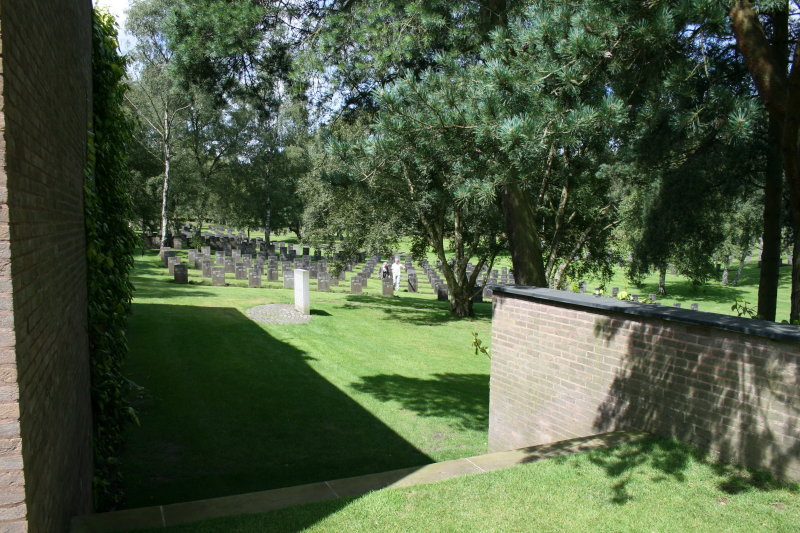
[264,194,272,246]
[721,258,730,286]
[757,113,783,321]
[792,219,800,324]
[499,183,547,286]
[733,247,747,286]
[159,109,172,250]
[449,284,474,318]
[658,264,667,296]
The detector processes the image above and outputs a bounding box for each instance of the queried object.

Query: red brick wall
[0,1,94,531]
[489,289,800,482]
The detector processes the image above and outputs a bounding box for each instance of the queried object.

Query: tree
[729,0,800,322]
[126,0,191,249]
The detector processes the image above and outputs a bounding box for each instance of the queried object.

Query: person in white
[391,257,404,291]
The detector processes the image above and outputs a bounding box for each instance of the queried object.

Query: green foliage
[87,8,139,510]
[731,298,758,319]
[471,331,491,359]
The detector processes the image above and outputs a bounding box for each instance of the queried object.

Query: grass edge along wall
[489,287,800,482]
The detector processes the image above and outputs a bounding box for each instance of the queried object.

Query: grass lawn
[121,251,492,508]
[130,436,799,533]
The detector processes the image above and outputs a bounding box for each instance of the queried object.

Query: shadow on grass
[123,303,432,514]
[342,295,491,326]
[581,436,798,505]
[351,373,489,432]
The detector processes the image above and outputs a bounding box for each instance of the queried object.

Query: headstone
[266,268,278,282]
[382,279,394,297]
[235,265,247,280]
[173,264,188,284]
[283,270,294,289]
[224,257,235,274]
[631,295,639,302]
[407,273,418,293]
[216,251,224,265]
[648,294,657,302]
[673,303,682,308]
[173,237,182,250]
[201,246,211,255]
[317,277,330,292]
[201,260,212,278]
[690,303,699,311]
[161,249,176,267]
[350,278,362,294]
[212,267,225,286]
[482,285,493,299]
[248,272,261,288]
[611,287,619,298]
[437,285,449,301]
[309,264,318,279]
[167,256,180,275]
[303,247,310,256]
[294,269,310,315]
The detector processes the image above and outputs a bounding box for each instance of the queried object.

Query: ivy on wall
[86,8,138,511]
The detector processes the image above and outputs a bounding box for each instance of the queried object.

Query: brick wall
[0,1,94,532]
[489,287,800,482]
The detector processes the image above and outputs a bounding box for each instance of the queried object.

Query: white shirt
[391,263,402,276]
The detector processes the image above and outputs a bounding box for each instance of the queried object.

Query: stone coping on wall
[490,285,800,343]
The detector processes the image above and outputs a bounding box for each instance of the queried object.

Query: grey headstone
[407,273,418,293]
[173,264,188,284]
[212,267,225,286]
[268,269,279,282]
[224,257,235,273]
[350,278,362,294]
[437,285,449,301]
[201,260,212,278]
[167,256,180,275]
[382,279,394,297]
[235,265,247,280]
[248,272,261,288]
[690,303,699,311]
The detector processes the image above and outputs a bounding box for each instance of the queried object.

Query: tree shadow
[342,295,492,326]
[592,315,800,484]
[351,373,489,432]
[122,303,433,523]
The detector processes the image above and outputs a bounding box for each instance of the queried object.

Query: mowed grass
[121,251,491,508]
[131,436,799,533]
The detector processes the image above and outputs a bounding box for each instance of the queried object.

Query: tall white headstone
[294,268,310,315]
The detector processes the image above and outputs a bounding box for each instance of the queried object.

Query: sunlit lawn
[121,251,491,508]
[131,436,799,533]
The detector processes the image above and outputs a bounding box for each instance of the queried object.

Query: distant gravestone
[173,237,182,249]
[482,286,493,299]
[235,265,247,280]
[359,274,368,288]
[201,260,212,278]
[215,251,224,265]
[224,257,235,274]
[382,279,394,297]
[611,287,619,298]
[317,276,330,292]
[161,249,176,267]
[407,273,418,293]
[267,268,279,282]
[173,264,188,284]
[167,256,180,275]
[437,285,449,301]
[294,269,310,315]
[309,264,318,279]
[350,278,362,294]
[283,270,294,289]
[212,267,225,286]
[690,303,699,311]
[201,246,211,255]
[673,302,682,308]
[248,272,261,288]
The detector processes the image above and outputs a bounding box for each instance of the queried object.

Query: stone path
[71,431,648,532]
[245,304,311,325]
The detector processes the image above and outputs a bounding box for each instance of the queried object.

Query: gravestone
[224,257,235,274]
[173,237,182,249]
[482,285,493,299]
[407,273,418,293]
[294,269,310,315]
[201,246,211,255]
[212,267,225,286]
[242,256,251,269]
[437,285,449,301]
[631,295,639,302]
[350,278,362,294]
[235,265,247,280]
[173,264,188,284]
[302,247,310,256]
[161,249,177,267]
[215,251,224,265]
[268,268,279,282]
[309,264,318,279]
[690,303,699,311]
[359,274,368,288]
[283,270,294,289]
[673,302,682,308]
[167,256,180,275]
[248,272,261,288]
[611,287,619,298]
[201,260,212,278]
[382,279,394,297]
[317,275,330,292]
